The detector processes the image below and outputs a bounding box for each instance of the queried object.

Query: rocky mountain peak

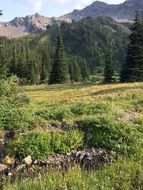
[0,14,56,38]
[0,0,143,38]
[61,0,143,22]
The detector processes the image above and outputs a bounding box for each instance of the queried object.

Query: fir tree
[0,42,8,77]
[40,48,51,81]
[81,60,90,80]
[104,41,114,83]
[49,28,69,84]
[9,44,17,75]
[70,58,81,82]
[121,12,143,82]
[30,62,39,84]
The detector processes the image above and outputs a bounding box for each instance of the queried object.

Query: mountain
[0,13,56,38]
[0,16,129,83]
[0,0,142,38]
[59,0,143,22]
[5,16,129,80]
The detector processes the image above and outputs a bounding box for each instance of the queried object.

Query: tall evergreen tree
[29,60,39,84]
[121,12,143,82]
[70,58,81,82]
[0,42,8,78]
[0,11,8,78]
[104,41,114,83]
[9,44,17,75]
[40,48,51,81]
[49,28,69,84]
[81,60,90,80]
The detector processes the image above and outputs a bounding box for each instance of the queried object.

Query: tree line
[0,12,143,84]
[50,12,143,84]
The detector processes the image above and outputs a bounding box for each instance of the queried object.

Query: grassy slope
[24,82,143,109]
[5,82,143,190]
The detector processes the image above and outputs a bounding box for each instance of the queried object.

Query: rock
[23,156,33,166]
[0,138,5,162]
[72,148,109,169]
[32,148,109,171]
[0,138,4,145]
[0,148,109,180]
[8,172,13,177]
[3,156,15,166]
[61,120,70,130]
[0,164,8,172]
[16,164,26,172]
[4,130,15,140]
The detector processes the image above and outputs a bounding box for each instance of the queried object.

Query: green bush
[36,107,74,122]
[70,102,111,116]
[0,106,39,130]
[0,76,31,130]
[70,103,88,115]
[8,130,84,159]
[0,76,30,105]
[77,115,140,156]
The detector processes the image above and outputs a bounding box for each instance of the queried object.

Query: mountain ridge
[60,0,143,22]
[0,13,57,38]
[0,0,143,38]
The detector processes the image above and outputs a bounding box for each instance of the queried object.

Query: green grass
[2,82,143,190]
[5,159,143,190]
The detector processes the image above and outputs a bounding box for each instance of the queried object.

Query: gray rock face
[0,148,109,185]
[59,0,143,22]
[33,148,109,170]
[0,13,56,38]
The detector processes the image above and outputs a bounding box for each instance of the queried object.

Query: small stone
[8,172,13,177]
[34,160,38,164]
[0,164,8,172]
[16,164,26,171]
[23,155,33,166]
[3,156,15,166]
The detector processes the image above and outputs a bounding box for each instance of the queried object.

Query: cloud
[15,0,43,12]
[14,0,125,12]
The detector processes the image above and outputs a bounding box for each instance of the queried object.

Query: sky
[0,0,125,21]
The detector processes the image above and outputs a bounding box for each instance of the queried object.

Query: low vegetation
[8,130,84,159]
[5,161,143,190]
[0,81,142,189]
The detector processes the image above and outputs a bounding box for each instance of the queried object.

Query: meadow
[2,82,143,190]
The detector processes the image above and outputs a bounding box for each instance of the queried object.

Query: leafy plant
[8,130,84,159]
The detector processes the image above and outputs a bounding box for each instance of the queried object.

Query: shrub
[0,76,30,105]
[76,115,140,156]
[0,76,31,130]
[70,103,88,115]
[70,102,111,116]
[0,106,39,130]
[8,130,84,159]
[36,107,74,122]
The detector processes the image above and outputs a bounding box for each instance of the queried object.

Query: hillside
[2,16,129,83]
